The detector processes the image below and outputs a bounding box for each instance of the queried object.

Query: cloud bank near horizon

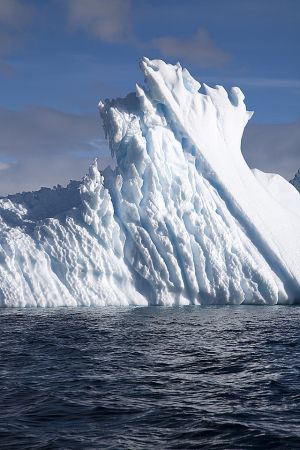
[0,107,110,196]
[0,105,298,197]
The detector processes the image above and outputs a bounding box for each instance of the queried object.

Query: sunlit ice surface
[1,58,300,306]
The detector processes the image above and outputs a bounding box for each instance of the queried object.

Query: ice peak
[290,169,300,192]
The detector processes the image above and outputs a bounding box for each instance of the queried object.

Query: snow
[253,169,300,218]
[1,57,300,306]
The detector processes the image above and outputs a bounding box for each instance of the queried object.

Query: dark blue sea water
[0,306,300,449]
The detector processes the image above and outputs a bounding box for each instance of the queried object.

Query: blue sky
[0,0,299,194]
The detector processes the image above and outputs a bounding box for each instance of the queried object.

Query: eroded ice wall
[99,58,300,305]
[1,57,300,306]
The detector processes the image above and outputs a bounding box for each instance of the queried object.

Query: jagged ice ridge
[1,58,300,306]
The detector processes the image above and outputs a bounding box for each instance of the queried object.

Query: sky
[0,0,299,195]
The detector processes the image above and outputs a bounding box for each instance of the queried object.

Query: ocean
[0,306,299,449]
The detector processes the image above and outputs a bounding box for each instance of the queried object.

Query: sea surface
[0,306,300,449]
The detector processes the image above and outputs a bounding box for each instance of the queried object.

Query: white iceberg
[1,58,300,306]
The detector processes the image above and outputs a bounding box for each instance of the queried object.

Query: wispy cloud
[62,0,132,43]
[0,162,10,171]
[60,3,229,69]
[0,103,299,197]
[0,62,15,77]
[0,0,34,56]
[0,0,33,27]
[234,78,300,89]
[151,28,231,68]
[204,76,300,89]
[0,107,111,196]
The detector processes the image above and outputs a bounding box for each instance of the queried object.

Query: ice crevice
[0,57,300,306]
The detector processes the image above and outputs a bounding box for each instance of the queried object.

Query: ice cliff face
[291,170,300,193]
[1,57,300,306]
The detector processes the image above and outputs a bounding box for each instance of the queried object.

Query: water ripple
[0,306,300,449]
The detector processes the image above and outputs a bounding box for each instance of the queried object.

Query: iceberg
[1,57,300,307]
[291,169,300,193]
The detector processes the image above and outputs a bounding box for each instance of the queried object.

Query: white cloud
[0,0,33,25]
[0,0,34,56]
[0,162,10,171]
[62,0,132,43]
[151,28,230,68]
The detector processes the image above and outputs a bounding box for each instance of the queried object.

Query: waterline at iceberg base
[1,58,300,307]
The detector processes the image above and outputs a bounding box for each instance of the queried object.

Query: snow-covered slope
[1,57,300,306]
[290,169,300,193]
